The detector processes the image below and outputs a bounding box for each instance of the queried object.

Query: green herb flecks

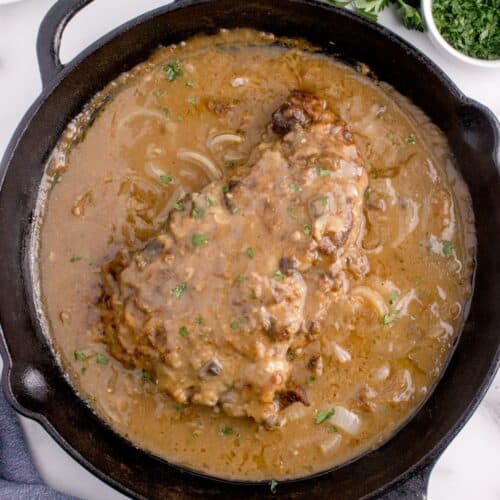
[219,425,234,436]
[442,241,454,258]
[69,255,82,263]
[270,480,278,494]
[192,234,208,246]
[303,223,312,236]
[154,90,166,98]
[328,425,338,433]
[273,270,285,281]
[158,106,170,118]
[74,350,86,361]
[389,291,399,305]
[383,310,400,325]
[318,196,328,206]
[172,281,187,299]
[174,201,185,211]
[306,375,316,385]
[95,353,108,365]
[179,326,189,337]
[222,185,230,193]
[287,206,298,219]
[191,203,205,219]
[230,320,241,330]
[405,133,416,144]
[432,0,499,59]
[235,275,247,283]
[290,183,301,193]
[185,80,197,88]
[245,247,255,259]
[314,408,335,425]
[187,96,198,106]
[316,167,331,176]
[160,174,173,184]
[195,314,205,325]
[142,370,154,382]
[206,197,215,207]
[164,60,183,81]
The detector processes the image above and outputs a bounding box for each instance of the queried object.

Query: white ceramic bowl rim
[421,0,500,68]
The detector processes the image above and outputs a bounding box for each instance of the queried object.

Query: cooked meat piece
[97,91,368,427]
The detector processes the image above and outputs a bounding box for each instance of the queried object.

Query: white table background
[0,1,499,499]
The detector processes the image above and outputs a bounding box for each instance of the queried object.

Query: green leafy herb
[303,223,312,236]
[245,247,255,259]
[176,114,184,122]
[316,167,331,176]
[174,202,185,211]
[290,183,301,192]
[396,0,424,30]
[306,375,316,385]
[389,291,399,305]
[328,425,338,433]
[179,325,189,337]
[442,241,454,258]
[287,206,298,219]
[405,133,416,144]
[172,281,187,299]
[69,255,82,263]
[174,404,184,412]
[160,174,173,184]
[219,425,234,436]
[95,353,108,365]
[187,96,198,105]
[191,203,205,219]
[235,274,247,283]
[158,106,170,118]
[195,314,205,325]
[319,196,328,206]
[270,480,278,494]
[192,234,208,246]
[383,311,399,325]
[154,90,166,98]
[273,270,285,281]
[185,80,197,88]
[74,350,86,361]
[222,185,230,193]
[142,370,154,382]
[286,348,296,361]
[315,408,335,424]
[206,197,215,207]
[164,60,183,81]
[230,320,241,330]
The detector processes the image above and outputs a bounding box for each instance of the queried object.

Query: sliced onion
[391,199,419,248]
[394,289,418,317]
[176,150,222,180]
[118,109,169,129]
[351,286,388,316]
[208,133,243,149]
[319,433,342,455]
[328,406,362,435]
[392,370,414,403]
[331,342,351,363]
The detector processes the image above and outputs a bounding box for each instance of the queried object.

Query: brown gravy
[36,29,475,481]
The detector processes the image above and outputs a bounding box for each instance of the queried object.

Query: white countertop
[0,1,499,499]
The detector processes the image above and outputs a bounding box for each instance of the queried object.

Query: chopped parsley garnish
[158,106,170,118]
[245,247,255,259]
[154,90,166,98]
[290,183,301,192]
[303,223,312,236]
[69,255,82,263]
[206,197,214,207]
[187,96,198,105]
[142,370,154,382]
[287,206,298,219]
[219,425,234,436]
[235,275,247,283]
[74,350,86,361]
[191,203,205,219]
[95,353,108,365]
[405,133,416,144]
[383,311,399,325]
[286,349,296,361]
[389,291,399,305]
[442,241,454,258]
[159,174,173,184]
[222,185,230,193]
[195,314,204,325]
[328,425,338,433]
[179,326,189,337]
[52,172,62,185]
[306,375,316,385]
[174,404,184,412]
[174,201,185,211]
[432,0,499,60]
[318,196,328,206]
[176,114,184,122]
[172,281,187,299]
[270,480,278,494]
[317,167,331,176]
[230,320,241,330]
[192,234,208,246]
[185,80,197,88]
[164,60,183,81]
[314,408,335,425]
[273,270,285,281]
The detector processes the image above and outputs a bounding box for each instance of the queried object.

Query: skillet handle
[36,0,96,87]
[377,461,434,499]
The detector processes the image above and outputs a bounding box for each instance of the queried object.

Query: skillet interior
[0,1,499,498]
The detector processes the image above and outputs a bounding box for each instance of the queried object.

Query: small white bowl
[421,0,500,68]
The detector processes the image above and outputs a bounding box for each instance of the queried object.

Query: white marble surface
[0,1,499,499]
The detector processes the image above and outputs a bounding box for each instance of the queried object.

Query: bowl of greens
[422,0,500,67]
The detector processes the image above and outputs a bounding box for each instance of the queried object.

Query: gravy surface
[37,29,475,480]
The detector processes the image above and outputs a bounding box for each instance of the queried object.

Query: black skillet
[0,0,499,498]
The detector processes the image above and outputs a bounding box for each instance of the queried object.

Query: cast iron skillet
[0,0,499,498]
